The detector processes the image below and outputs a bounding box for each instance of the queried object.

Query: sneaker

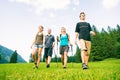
[46,64,50,68]
[36,66,38,69]
[33,65,38,69]
[82,63,88,69]
[33,63,38,69]
[63,67,66,69]
[86,65,89,69]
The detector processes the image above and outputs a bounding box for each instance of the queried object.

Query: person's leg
[44,48,48,64]
[61,54,64,66]
[63,52,68,68]
[84,41,91,65]
[47,48,53,65]
[79,39,87,64]
[37,48,43,67]
[32,47,38,66]
[60,46,64,66]
[63,46,69,68]
[81,50,85,63]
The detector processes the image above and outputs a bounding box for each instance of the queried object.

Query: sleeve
[52,36,55,42]
[88,23,92,31]
[75,23,79,33]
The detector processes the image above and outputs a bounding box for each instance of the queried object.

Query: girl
[57,27,72,69]
[31,25,45,69]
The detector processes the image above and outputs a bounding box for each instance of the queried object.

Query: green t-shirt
[75,22,92,41]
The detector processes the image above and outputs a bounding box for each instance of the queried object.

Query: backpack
[60,33,69,40]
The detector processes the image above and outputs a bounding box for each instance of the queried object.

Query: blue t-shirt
[60,34,69,46]
[45,35,55,48]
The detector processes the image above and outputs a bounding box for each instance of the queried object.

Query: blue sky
[0,0,120,62]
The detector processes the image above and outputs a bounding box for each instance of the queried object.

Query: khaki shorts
[79,39,91,55]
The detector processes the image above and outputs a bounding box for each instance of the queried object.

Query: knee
[85,52,90,56]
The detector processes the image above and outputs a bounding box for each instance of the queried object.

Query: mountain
[0,45,26,63]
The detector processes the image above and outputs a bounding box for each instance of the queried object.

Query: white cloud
[8,0,71,15]
[49,12,55,18]
[72,0,79,6]
[102,0,120,9]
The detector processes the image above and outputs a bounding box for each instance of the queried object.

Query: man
[75,12,95,69]
[44,28,55,68]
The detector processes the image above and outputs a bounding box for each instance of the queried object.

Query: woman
[57,27,72,69]
[31,25,45,69]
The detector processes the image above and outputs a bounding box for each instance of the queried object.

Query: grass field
[0,58,120,80]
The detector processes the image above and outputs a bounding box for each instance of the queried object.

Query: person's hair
[80,12,85,17]
[39,25,44,30]
[61,27,66,33]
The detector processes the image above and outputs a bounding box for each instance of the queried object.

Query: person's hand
[52,43,55,47]
[69,43,73,46]
[31,45,33,49]
[56,36,59,41]
[90,31,96,36]
[75,39,77,45]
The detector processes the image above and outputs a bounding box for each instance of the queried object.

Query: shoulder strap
[60,34,62,37]
[60,33,69,40]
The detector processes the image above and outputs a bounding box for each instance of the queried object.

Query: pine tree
[0,53,1,60]
[75,45,81,63]
[29,53,34,63]
[10,50,17,63]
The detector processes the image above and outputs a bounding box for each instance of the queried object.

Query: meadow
[0,58,120,80]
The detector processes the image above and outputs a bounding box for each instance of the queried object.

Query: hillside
[0,45,26,63]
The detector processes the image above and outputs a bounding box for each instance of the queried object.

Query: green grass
[0,58,120,80]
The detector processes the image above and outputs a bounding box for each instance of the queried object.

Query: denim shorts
[34,44,43,48]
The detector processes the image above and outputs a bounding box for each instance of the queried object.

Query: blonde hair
[61,27,66,33]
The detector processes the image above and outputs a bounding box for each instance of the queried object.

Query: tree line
[29,24,120,63]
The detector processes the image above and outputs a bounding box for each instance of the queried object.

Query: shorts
[34,44,43,48]
[44,48,53,58]
[60,46,69,54]
[79,39,91,55]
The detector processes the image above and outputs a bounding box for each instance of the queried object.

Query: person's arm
[52,36,55,47]
[75,32,79,45]
[56,35,60,42]
[43,33,46,47]
[75,23,79,45]
[89,23,96,36]
[68,34,72,46]
[90,31,96,36]
[31,34,37,49]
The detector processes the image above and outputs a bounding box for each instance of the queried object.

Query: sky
[0,0,120,62]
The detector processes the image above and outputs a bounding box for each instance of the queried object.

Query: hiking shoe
[63,67,66,69]
[86,65,89,69]
[33,66,38,69]
[36,66,38,69]
[82,63,88,69]
[46,64,50,68]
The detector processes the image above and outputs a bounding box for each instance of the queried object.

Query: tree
[10,50,17,63]
[29,53,34,63]
[0,53,1,60]
[75,45,81,63]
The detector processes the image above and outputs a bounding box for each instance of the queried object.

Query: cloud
[72,0,80,6]
[102,0,120,9]
[49,12,55,18]
[8,0,71,15]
